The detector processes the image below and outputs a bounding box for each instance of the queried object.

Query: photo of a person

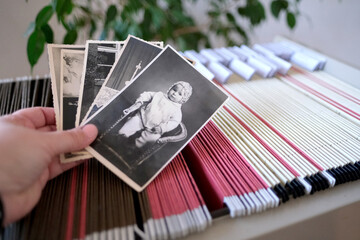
[60,49,92,162]
[85,46,228,191]
[118,81,192,148]
[61,49,84,131]
[83,36,162,122]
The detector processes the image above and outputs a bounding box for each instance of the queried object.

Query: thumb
[44,124,98,156]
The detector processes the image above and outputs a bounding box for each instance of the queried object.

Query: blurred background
[0,0,359,80]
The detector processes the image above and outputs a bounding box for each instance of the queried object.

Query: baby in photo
[118,81,193,148]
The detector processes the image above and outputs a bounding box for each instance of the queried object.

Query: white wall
[0,0,59,79]
[0,0,359,82]
[251,0,360,71]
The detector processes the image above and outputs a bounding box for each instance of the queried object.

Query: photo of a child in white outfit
[85,46,228,191]
[118,81,192,148]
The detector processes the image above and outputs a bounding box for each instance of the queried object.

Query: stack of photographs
[48,34,228,191]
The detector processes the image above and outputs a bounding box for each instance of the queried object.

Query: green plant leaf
[208,10,220,18]
[74,16,86,28]
[79,6,91,14]
[25,0,305,70]
[89,19,97,38]
[63,29,77,44]
[150,6,165,30]
[271,1,281,18]
[226,12,236,24]
[143,8,151,23]
[287,11,296,29]
[121,5,130,19]
[159,23,172,41]
[127,0,142,11]
[105,5,117,26]
[237,1,266,26]
[55,0,72,21]
[249,1,266,25]
[99,29,108,40]
[41,24,54,43]
[176,36,187,51]
[234,24,248,43]
[122,0,142,18]
[114,20,129,40]
[55,0,64,19]
[270,0,288,18]
[237,7,246,16]
[171,10,190,24]
[64,1,73,15]
[60,17,70,31]
[140,9,152,38]
[51,0,56,10]
[128,24,142,37]
[27,29,46,69]
[35,5,54,27]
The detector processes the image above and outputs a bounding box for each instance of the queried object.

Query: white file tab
[214,48,240,64]
[227,46,248,62]
[184,50,208,65]
[261,42,294,60]
[241,45,278,77]
[214,48,255,80]
[279,41,324,71]
[228,59,255,81]
[200,49,227,65]
[253,44,292,75]
[182,51,215,81]
[207,61,233,84]
[229,46,272,78]
[290,52,319,71]
[213,48,233,65]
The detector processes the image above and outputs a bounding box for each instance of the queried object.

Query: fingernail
[81,124,98,140]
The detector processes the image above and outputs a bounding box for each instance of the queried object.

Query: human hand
[0,107,98,226]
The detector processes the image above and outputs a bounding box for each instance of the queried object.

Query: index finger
[10,107,56,129]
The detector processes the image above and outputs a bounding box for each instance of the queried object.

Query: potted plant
[26,0,300,70]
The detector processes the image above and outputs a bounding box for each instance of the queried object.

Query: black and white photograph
[76,41,124,126]
[60,49,92,162]
[84,45,228,191]
[82,35,163,122]
[47,44,85,129]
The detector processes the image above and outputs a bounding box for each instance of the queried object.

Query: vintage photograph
[60,49,92,162]
[76,40,125,126]
[84,46,228,191]
[82,35,163,122]
[47,44,85,129]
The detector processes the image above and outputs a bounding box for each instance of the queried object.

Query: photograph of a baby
[85,46,228,191]
[119,81,192,149]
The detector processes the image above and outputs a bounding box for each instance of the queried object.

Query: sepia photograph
[60,49,92,162]
[84,45,228,191]
[82,35,163,122]
[76,40,124,126]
